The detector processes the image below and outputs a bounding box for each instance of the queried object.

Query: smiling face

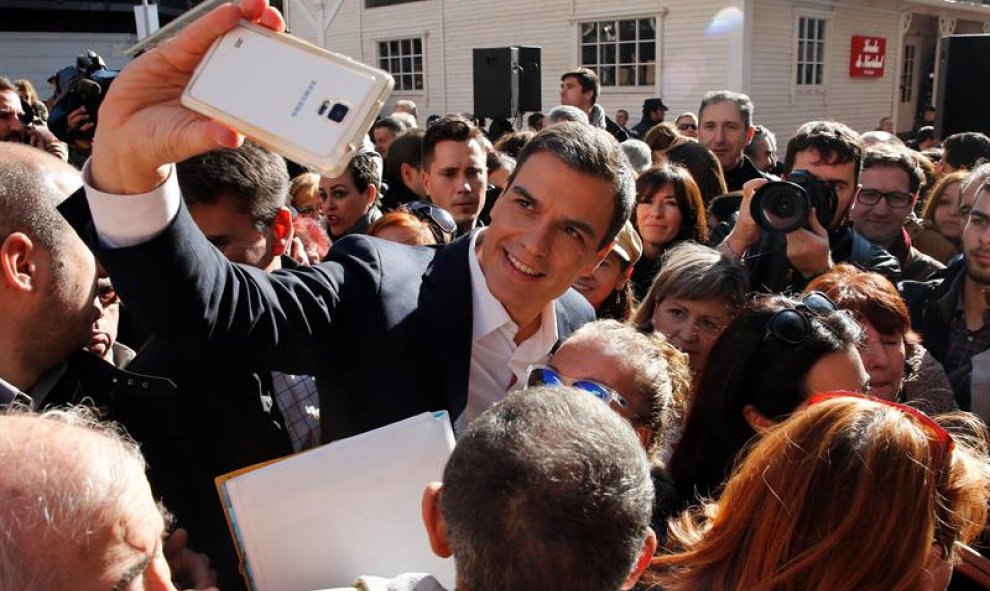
[850,165,915,247]
[572,251,629,310]
[480,151,615,327]
[651,296,733,374]
[636,183,683,252]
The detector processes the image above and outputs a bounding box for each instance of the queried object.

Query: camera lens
[752,182,809,234]
[327,103,349,123]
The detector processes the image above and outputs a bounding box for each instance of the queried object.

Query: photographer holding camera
[718,120,900,292]
[0,77,68,161]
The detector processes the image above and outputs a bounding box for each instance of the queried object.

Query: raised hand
[90,0,284,194]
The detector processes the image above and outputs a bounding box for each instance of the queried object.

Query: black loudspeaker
[472,46,541,118]
[936,34,990,138]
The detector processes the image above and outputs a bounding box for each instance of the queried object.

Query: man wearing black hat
[631,98,668,138]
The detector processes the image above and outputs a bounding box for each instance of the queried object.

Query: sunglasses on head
[807,391,955,473]
[526,365,629,409]
[764,291,838,345]
[401,200,457,242]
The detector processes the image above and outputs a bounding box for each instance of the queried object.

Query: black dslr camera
[750,170,837,234]
[48,50,119,142]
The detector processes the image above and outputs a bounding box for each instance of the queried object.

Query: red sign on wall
[850,36,886,78]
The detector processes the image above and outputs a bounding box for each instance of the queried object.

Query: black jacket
[745,223,901,293]
[61,189,594,444]
[901,258,970,407]
[723,155,772,192]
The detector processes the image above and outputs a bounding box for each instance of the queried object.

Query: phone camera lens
[327,103,349,123]
[317,100,330,116]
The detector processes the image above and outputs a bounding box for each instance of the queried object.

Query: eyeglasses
[807,391,955,473]
[677,123,698,131]
[764,291,838,345]
[857,188,913,210]
[526,365,629,409]
[401,200,457,242]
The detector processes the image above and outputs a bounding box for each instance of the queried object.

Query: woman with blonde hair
[651,392,990,591]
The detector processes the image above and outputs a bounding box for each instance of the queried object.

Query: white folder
[217,411,457,591]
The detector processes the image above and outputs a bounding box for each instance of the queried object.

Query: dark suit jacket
[62,188,594,443]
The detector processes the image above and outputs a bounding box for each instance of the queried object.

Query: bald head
[0,142,81,251]
[0,408,167,591]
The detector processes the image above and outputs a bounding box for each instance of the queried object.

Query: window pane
[600,65,616,86]
[618,65,635,86]
[400,39,410,54]
[391,57,400,72]
[602,43,617,65]
[582,23,597,43]
[619,42,636,64]
[413,38,422,53]
[379,58,389,70]
[640,41,655,62]
[815,65,823,85]
[378,42,388,57]
[413,56,423,72]
[414,74,423,90]
[797,40,805,62]
[639,18,656,39]
[582,45,597,65]
[817,19,825,40]
[600,21,617,42]
[619,19,636,41]
[816,41,824,62]
[638,64,654,86]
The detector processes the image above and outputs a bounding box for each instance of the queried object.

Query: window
[579,18,656,87]
[900,44,915,102]
[378,38,424,92]
[795,16,826,86]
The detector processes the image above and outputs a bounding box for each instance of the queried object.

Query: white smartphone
[181,21,394,177]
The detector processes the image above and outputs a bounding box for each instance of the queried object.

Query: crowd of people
[3,1,990,590]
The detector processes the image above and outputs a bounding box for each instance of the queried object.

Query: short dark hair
[441,386,653,591]
[345,151,382,194]
[421,115,485,170]
[561,68,600,104]
[916,126,936,144]
[666,142,729,203]
[508,122,636,249]
[526,112,545,130]
[862,145,925,194]
[784,121,864,184]
[493,131,534,159]
[699,90,754,129]
[176,141,289,229]
[371,116,405,136]
[942,132,990,171]
[385,128,425,171]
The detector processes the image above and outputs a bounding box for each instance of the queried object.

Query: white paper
[223,411,457,591]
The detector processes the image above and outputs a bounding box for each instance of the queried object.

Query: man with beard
[903,179,990,411]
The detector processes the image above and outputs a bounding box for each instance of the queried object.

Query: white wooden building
[284,0,990,141]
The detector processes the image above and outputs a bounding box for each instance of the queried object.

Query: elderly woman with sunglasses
[666,292,867,506]
[650,392,990,591]
[806,264,957,416]
[525,320,693,538]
